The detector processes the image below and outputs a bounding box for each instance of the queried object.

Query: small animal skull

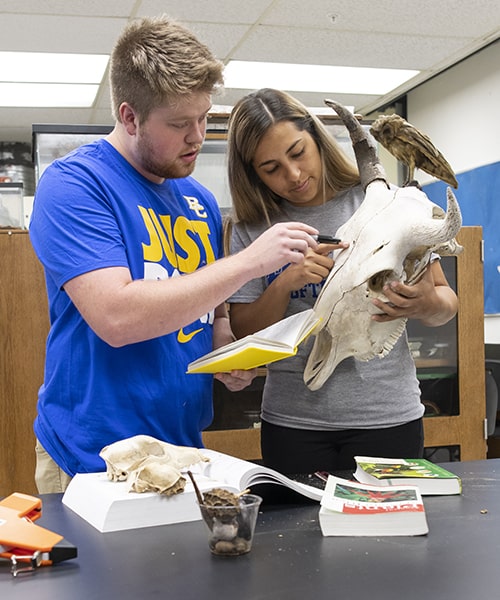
[128,457,187,495]
[99,434,209,484]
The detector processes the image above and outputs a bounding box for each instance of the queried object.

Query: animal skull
[303,100,463,391]
[99,434,209,494]
[128,457,187,495]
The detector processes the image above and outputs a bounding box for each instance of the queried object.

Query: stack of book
[319,475,429,536]
[319,456,461,537]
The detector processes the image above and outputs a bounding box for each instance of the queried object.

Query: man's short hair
[110,15,224,123]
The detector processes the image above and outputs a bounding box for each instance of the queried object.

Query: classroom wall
[405,40,500,343]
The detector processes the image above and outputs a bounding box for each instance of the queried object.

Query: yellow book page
[187,309,320,374]
[186,346,296,374]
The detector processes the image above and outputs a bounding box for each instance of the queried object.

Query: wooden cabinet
[0,230,49,496]
[422,226,486,459]
[0,227,486,497]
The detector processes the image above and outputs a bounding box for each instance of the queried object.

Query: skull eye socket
[369,270,393,292]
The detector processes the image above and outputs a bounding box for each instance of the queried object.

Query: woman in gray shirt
[226,89,458,474]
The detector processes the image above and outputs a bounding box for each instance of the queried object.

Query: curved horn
[324,98,387,190]
[431,187,462,243]
[409,187,462,245]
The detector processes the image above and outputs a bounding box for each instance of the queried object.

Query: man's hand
[214,369,257,392]
[241,222,320,278]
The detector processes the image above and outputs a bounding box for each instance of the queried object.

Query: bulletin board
[423,161,500,314]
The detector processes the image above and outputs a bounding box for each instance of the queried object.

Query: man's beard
[137,133,197,180]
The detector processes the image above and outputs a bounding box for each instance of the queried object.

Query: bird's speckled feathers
[370,114,458,188]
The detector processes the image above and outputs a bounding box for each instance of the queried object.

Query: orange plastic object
[0,493,63,552]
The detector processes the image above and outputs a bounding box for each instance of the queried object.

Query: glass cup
[198,493,262,556]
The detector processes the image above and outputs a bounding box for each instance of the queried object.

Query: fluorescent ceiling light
[224,61,419,95]
[0,83,100,107]
[0,51,108,107]
[0,51,108,83]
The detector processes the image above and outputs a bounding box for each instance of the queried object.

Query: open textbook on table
[62,448,322,532]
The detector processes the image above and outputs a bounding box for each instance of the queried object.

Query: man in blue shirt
[29,16,318,492]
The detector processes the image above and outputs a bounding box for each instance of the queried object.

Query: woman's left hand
[371,266,437,321]
[371,262,457,326]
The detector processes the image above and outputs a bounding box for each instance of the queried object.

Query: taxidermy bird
[370,114,458,188]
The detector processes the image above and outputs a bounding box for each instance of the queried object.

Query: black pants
[261,418,424,474]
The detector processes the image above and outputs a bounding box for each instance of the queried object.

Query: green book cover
[354,456,462,495]
[356,457,458,479]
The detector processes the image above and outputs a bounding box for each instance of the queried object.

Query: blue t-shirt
[29,139,223,475]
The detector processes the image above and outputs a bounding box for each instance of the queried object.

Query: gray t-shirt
[228,185,424,430]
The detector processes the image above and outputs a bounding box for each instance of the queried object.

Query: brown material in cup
[198,493,262,556]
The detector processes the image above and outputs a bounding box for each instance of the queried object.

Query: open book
[353,456,462,495]
[187,309,320,374]
[62,448,322,533]
[319,475,429,537]
[197,449,322,501]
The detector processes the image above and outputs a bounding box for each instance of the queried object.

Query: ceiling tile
[0,0,497,142]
